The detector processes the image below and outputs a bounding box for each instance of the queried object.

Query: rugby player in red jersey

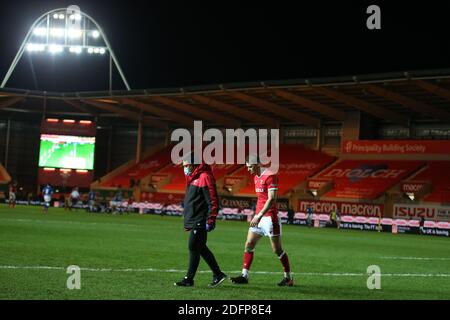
[231,155,293,286]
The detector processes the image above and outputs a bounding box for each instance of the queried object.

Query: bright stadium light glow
[91,30,100,38]
[70,13,82,21]
[26,43,46,52]
[1,6,132,90]
[33,28,47,36]
[67,29,82,38]
[48,44,63,53]
[50,28,65,37]
[69,46,82,54]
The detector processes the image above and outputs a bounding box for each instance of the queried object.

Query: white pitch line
[1,265,450,277]
[380,256,450,261]
[0,218,139,228]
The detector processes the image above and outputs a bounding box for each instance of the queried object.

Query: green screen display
[39,134,95,170]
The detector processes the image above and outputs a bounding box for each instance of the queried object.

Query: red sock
[279,251,291,273]
[243,251,254,270]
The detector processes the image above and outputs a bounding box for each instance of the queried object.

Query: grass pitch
[1,205,449,300]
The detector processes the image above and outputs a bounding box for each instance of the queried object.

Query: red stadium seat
[233,144,336,196]
[316,160,426,199]
[409,161,450,203]
[99,145,173,188]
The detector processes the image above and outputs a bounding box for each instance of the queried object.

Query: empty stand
[317,160,426,199]
[232,144,336,195]
[160,163,241,192]
[409,161,450,203]
[98,145,173,188]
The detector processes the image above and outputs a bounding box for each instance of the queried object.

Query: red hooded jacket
[183,164,219,229]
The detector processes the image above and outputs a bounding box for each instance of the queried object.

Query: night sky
[1,1,450,92]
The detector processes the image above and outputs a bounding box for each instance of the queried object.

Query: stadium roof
[2,68,450,128]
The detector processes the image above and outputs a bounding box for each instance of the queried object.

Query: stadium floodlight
[70,14,82,21]
[50,28,65,37]
[1,5,131,91]
[49,44,63,53]
[67,29,83,38]
[69,46,82,54]
[33,28,47,36]
[91,30,100,38]
[26,44,46,52]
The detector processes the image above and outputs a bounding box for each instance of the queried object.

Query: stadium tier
[158,163,241,192]
[231,144,336,196]
[0,163,11,185]
[97,145,173,188]
[317,160,426,199]
[407,161,450,203]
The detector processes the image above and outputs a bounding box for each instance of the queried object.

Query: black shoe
[277,277,294,287]
[230,275,248,284]
[209,272,227,288]
[174,277,194,287]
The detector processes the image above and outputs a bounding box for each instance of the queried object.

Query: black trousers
[186,228,221,280]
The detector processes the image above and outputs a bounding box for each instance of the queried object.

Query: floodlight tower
[1,5,130,91]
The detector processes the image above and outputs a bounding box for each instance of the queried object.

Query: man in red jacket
[174,154,227,288]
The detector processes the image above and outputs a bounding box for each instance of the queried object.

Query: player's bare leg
[270,235,293,286]
[231,230,262,284]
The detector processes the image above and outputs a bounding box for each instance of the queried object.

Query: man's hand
[206,218,216,232]
[206,223,215,232]
[250,214,262,227]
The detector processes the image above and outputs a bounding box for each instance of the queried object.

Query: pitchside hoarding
[298,200,384,217]
[393,203,450,221]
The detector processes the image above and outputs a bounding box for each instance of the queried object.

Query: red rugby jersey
[254,170,278,218]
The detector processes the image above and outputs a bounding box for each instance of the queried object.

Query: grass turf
[1,204,449,300]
